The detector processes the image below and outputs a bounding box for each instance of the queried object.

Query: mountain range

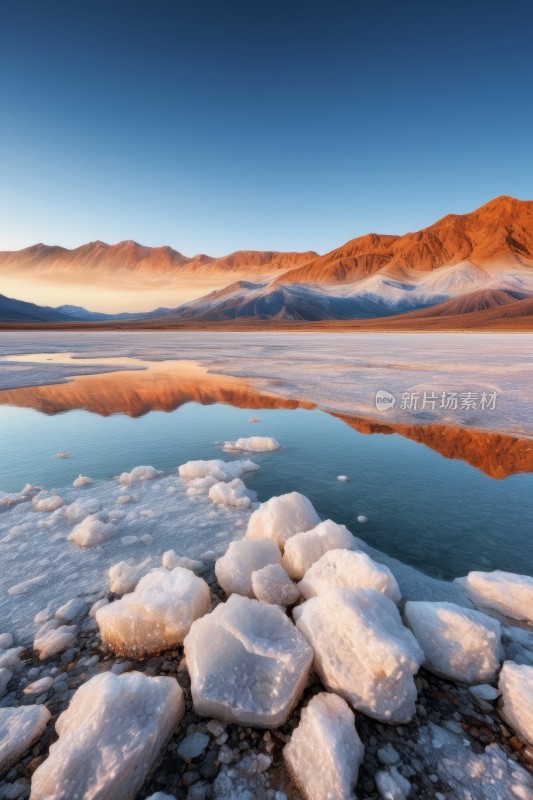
[1,195,533,328]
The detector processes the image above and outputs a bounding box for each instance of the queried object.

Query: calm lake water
[1,399,532,581]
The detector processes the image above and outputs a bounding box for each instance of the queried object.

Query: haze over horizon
[2,0,533,258]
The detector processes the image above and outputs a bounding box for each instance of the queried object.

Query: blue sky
[1,0,532,256]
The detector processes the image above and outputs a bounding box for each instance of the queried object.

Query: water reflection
[0,355,531,479]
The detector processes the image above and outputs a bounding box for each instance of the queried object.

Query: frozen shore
[1,453,533,799]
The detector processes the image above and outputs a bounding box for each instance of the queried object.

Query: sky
[1,0,532,259]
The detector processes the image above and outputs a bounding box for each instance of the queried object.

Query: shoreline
[1,463,533,799]
[1,318,533,333]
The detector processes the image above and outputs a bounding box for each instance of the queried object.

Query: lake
[1,333,532,586]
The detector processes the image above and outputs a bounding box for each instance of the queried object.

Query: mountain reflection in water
[0,354,531,480]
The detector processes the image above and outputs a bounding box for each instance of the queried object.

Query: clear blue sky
[1,0,532,256]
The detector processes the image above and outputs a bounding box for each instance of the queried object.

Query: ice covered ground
[0,458,472,647]
[0,331,532,435]
[3,456,533,798]
[0,467,251,644]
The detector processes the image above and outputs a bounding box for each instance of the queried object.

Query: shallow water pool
[1,400,532,581]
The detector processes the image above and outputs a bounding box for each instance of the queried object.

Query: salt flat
[0,331,532,435]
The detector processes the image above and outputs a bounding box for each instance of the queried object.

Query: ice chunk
[223,436,280,452]
[375,767,411,800]
[33,493,64,512]
[208,478,257,508]
[146,795,176,800]
[24,676,54,696]
[121,535,139,546]
[185,475,219,497]
[298,548,400,603]
[0,489,31,508]
[63,498,100,522]
[73,475,92,488]
[0,706,51,772]
[8,575,47,596]
[162,551,204,572]
[502,625,533,667]
[0,669,12,697]
[499,661,533,745]
[97,567,211,657]
[252,563,301,606]
[89,598,108,616]
[108,559,151,594]
[0,646,23,672]
[337,475,349,481]
[215,539,281,598]
[30,671,184,800]
[294,588,423,723]
[282,520,355,581]
[55,597,88,622]
[357,515,368,523]
[0,633,13,650]
[178,458,259,482]
[34,621,77,660]
[118,465,163,485]
[184,594,313,727]
[117,494,135,505]
[67,513,117,547]
[455,570,533,624]
[469,683,501,701]
[404,601,503,683]
[245,492,321,550]
[284,692,364,800]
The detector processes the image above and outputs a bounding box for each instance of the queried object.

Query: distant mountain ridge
[1,196,533,327]
[0,240,318,278]
[0,294,157,323]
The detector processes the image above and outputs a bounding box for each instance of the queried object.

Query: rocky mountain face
[274,196,533,284]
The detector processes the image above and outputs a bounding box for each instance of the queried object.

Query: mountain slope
[276,196,533,284]
[156,280,436,322]
[0,294,164,323]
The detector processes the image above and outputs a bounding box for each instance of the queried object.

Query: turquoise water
[1,401,532,581]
